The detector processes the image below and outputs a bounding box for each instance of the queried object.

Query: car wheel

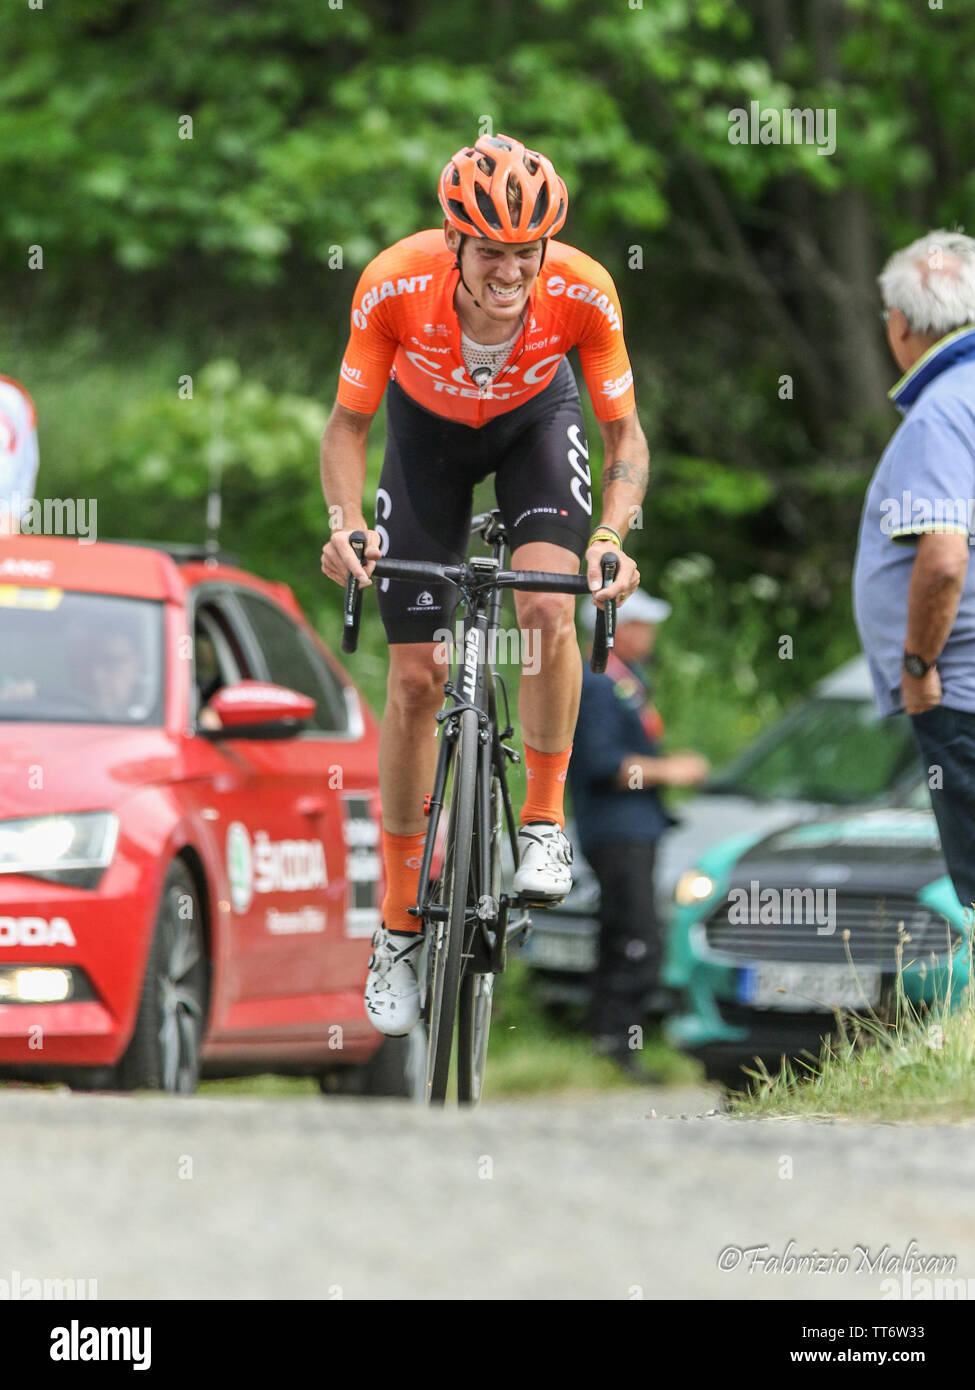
[114,859,208,1094]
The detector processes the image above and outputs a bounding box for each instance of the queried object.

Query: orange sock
[380,829,428,934]
[520,744,573,830]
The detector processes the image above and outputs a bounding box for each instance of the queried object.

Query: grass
[481,958,701,1098]
[730,934,975,1123]
[197,1075,322,1100]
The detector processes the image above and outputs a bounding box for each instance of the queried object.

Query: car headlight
[0,813,119,888]
[674,869,717,907]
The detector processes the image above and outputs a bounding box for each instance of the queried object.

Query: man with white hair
[0,375,39,534]
[853,229,975,914]
[568,589,709,1077]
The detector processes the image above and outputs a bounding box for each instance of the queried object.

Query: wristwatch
[903,652,933,678]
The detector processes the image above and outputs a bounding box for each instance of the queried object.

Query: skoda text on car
[0,536,415,1095]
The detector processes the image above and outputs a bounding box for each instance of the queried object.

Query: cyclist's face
[447,226,543,319]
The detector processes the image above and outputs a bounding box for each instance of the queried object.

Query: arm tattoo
[603,457,648,489]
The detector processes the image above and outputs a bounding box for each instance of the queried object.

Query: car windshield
[0,588,164,725]
[708,696,918,805]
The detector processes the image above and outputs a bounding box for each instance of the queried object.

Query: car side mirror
[202,681,316,739]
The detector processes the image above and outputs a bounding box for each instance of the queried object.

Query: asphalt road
[3,1085,974,1300]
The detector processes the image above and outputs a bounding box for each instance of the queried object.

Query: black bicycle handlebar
[339,531,619,671]
[589,550,618,674]
[341,532,367,653]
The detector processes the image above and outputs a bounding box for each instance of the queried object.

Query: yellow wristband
[589,528,622,550]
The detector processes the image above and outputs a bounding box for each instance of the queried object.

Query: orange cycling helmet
[439,134,568,243]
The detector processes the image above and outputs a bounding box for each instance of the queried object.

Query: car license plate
[523,930,596,972]
[738,962,881,1012]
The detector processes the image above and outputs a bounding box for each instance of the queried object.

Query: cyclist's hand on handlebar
[584,540,639,609]
[321,528,383,588]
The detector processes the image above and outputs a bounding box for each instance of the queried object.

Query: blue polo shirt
[568,656,676,856]
[853,326,975,715]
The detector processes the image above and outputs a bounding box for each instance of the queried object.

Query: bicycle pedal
[514,893,565,909]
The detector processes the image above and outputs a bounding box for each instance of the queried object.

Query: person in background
[853,229,975,917]
[0,375,39,534]
[568,590,710,1079]
[69,623,150,723]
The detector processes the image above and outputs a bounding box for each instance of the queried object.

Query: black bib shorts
[373,358,594,645]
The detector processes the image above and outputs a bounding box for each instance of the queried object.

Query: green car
[663,782,968,1088]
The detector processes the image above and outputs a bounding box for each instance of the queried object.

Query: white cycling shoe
[513,821,574,901]
[364,924,423,1036]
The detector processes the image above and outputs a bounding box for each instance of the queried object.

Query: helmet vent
[447,198,477,227]
[474,183,502,229]
[527,182,549,230]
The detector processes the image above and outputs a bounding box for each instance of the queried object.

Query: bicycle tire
[456,771,502,1105]
[425,707,478,1104]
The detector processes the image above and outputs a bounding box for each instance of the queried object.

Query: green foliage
[85,357,391,710]
[4,0,972,739]
[485,959,699,1096]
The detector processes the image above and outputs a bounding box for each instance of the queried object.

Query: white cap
[579,588,672,630]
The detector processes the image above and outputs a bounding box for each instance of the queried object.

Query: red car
[0,536,414,1095]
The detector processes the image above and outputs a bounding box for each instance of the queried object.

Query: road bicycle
[342,509,617,1105]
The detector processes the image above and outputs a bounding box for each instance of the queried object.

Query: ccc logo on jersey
[402,350,563,401]
[567,424,592,516]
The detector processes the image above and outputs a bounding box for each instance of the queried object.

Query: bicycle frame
[410,516,527,974]
[342,507,618,968]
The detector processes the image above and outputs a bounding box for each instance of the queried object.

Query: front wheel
[456,771,502,1105]
[425,708,478,1104]
[456,972,494,1104]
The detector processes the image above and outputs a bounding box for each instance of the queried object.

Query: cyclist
[320,134,648,1035]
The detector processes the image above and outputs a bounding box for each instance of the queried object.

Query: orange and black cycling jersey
[336,229,636,428]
